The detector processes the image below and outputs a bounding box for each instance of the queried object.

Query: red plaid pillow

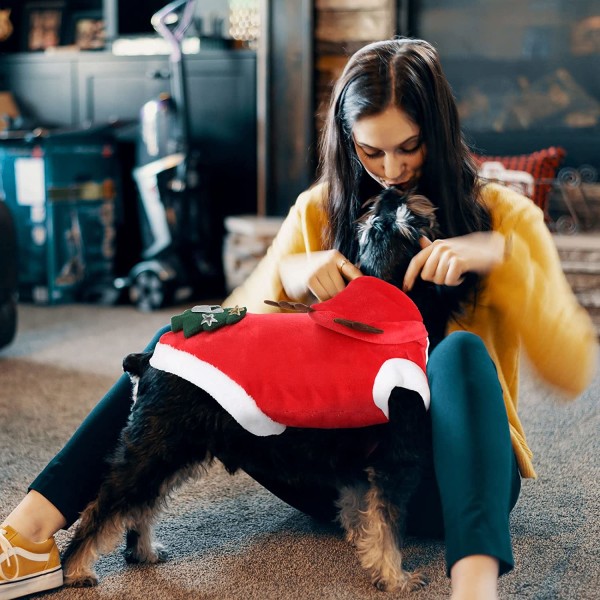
[474,146,566,210]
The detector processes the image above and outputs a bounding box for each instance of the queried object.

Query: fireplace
[410,0,600,174]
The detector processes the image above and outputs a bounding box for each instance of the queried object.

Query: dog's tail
[122,352,152,377]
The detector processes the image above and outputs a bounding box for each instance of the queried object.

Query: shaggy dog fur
[62,188,445,593]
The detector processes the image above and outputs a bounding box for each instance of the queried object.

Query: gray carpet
[1,302,599,599]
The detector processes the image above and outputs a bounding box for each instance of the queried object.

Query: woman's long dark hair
[318,37,491,261]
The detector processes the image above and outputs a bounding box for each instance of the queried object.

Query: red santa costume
[150,276,430,436]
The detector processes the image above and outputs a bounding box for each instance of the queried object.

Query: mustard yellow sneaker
[0,525,63,600]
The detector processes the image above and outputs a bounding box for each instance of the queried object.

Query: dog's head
[356,188,439,289]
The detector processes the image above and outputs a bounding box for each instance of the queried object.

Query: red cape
[150,277,429,436]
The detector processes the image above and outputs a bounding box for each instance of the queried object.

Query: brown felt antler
[264,300,384,333]
[333,318,384,334]
[264,299,315,312]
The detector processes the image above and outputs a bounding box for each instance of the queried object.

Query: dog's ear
[406,194,439,237]
[405,194,436,220]
[360,193,380,211]
[123,352,152,376]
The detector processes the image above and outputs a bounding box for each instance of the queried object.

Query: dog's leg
[336,482,368,546]
[355,470,426,593]
[345,472,425,593]
[61,489,130,587]
[123,516,166,565]
[348,390,429,593]
[62,400,209,587]
[63,459,204,587]
[122,463,200,565]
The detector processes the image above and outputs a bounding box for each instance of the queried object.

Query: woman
[1,38,596,600]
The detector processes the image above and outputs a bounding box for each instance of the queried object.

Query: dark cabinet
[0,50,257,215]
[73,51,257,147]
[0,55,76,127]
[76,56,169,124]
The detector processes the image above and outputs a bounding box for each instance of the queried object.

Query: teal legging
[31,329,520,576]
[424,331,520,575]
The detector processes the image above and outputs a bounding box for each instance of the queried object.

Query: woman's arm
[402,184,596,396]
[485,186,598,396]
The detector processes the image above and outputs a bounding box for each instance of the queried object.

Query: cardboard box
[0,92,20,131]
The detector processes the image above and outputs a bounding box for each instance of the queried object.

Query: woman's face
[352,106,426,191]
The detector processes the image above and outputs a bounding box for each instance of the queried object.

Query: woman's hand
[279,250,363,301]
[403,232,506,292]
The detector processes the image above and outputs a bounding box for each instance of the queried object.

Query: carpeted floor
[1,301,599,599]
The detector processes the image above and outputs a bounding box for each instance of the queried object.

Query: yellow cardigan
[225,182,598,478]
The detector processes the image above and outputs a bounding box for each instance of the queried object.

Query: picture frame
[22,1,66,52]
[68,10,106,51]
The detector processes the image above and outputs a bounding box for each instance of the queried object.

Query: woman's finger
[420,245,444,283]
[445,258,466,286]
[308,276,330,302]
[419,236,433,250]
[403,243,434,291]
[325,268,347,297]
[338,258,363,282]
[431,252,451,285]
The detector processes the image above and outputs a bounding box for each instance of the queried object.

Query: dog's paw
[64,571,99,587]
[373,569,428,593]
[402,569,428,592]
[124,541,168,564]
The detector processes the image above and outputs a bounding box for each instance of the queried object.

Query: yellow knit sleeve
[223,185,328,313]
[484,185,598,396]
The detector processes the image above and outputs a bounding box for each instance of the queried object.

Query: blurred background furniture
[0,198,17,348]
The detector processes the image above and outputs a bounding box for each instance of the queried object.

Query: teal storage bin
[0,127,121,304]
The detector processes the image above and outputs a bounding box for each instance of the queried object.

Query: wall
[314,0,396,134]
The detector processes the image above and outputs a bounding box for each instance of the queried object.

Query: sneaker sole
[0,567,63,600]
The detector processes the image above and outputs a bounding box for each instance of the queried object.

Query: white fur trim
[372,358,430,418]
[150,342,286,436]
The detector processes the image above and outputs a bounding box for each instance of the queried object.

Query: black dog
[62,189,443,593]
[357,188,447,349]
